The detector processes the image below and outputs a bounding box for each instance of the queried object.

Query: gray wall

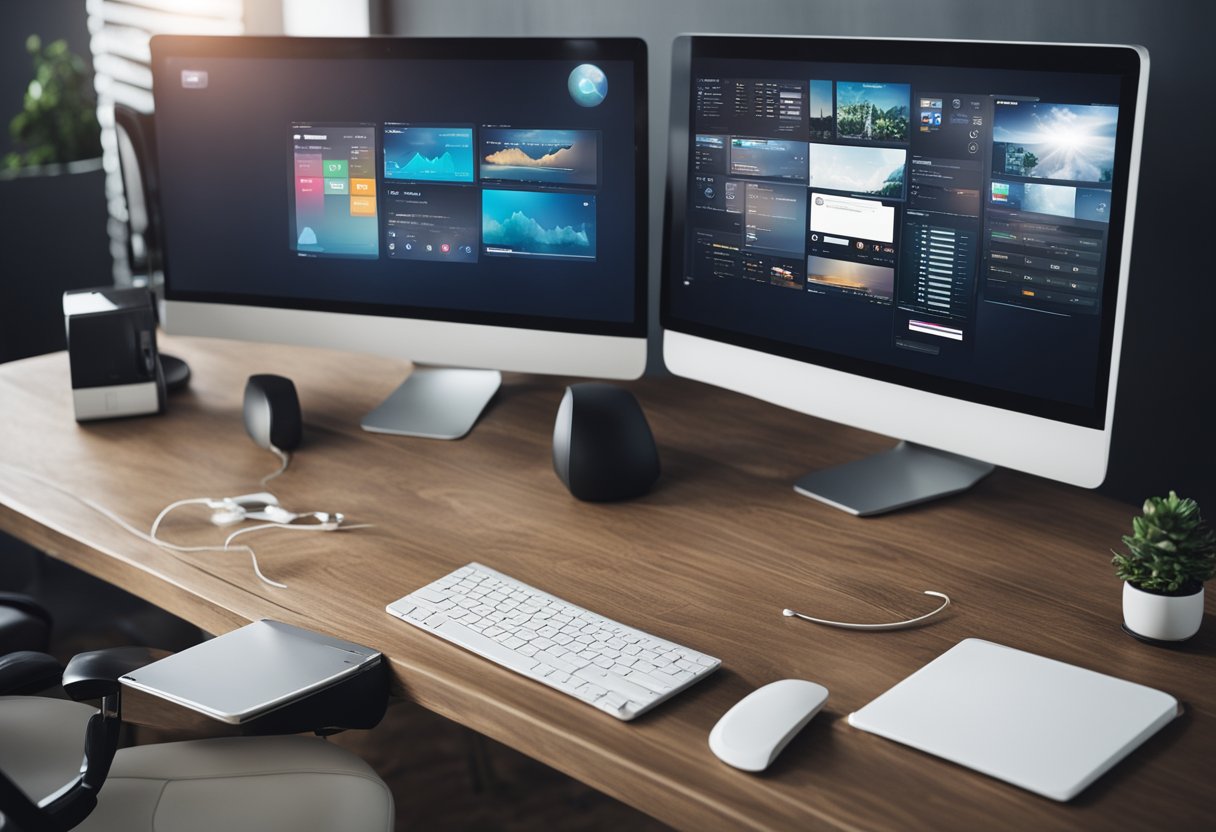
[390,0,1216,512]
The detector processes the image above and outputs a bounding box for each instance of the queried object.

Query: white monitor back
[663,37,1150,488]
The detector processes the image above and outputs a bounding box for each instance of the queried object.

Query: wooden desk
[1,337,1212,830]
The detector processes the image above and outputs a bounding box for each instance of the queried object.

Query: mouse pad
[848,638,1179,801]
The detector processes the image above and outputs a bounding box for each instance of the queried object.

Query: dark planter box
[0,159,112,363]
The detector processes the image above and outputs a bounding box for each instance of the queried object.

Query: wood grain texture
[1,336,1213,831]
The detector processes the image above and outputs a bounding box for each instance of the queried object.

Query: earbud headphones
[203,491,344,531]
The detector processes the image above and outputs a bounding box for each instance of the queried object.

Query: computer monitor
[664,36,1148,515]
[150,36,647,439]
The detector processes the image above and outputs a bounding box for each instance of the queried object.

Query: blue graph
[384,126,474,183]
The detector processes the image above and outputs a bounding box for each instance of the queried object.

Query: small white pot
[1122,582,1204,642]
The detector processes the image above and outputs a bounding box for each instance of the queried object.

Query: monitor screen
[664,38,1144,428]
[152,38,646,338]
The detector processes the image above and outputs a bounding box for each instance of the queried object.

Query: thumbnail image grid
[482,189,596,260]
[384,125,475,183]
[480,128,598,186]
[992,102,1118,183]
[835,81,910,143]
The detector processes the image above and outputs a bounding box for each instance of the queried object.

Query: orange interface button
[350,178,375,195]
[350,195,376,217]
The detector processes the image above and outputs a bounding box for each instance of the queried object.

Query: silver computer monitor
[151,36,648,439]
[664,36,1148,514]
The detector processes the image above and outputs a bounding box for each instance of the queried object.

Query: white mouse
[708,679,829,772]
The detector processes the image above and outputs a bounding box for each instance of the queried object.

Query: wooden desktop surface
[1,336,1212,831]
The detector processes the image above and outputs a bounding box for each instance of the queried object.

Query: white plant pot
[1122,582,1204,642]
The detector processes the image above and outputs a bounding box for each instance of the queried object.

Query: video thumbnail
[728,137,808,181]
[384,125,475,183]
[808,144,906,198]
[807,255,894,303]
[992,102,1118,183]
[990,180,1079,220]
[482,189,596,260]
[835,81,910,143]
[809,80,834,141]
[480,128,598,187]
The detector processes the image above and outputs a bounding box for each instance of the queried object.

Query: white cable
[222,521,373,589]
[782,591,952,631]
[0,461,361,592]
[260,445,290,488]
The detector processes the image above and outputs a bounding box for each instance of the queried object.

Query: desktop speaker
[63,287,166,421]
[553,383,660,502]
[243,374,302,452]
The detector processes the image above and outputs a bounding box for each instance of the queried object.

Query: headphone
[206,492,344,531]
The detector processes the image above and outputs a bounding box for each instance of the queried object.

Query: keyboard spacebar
[433,618,539,675]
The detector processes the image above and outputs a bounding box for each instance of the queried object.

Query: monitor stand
[793,441,994,517]
[360,367,502,440]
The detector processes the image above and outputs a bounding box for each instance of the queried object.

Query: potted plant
[1113,491,1216,642]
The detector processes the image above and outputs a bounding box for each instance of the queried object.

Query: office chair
[0,607,394,832]
[112,104,162,282]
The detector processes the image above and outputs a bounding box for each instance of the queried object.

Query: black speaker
[553,383,660,502]
[243,374,302,452]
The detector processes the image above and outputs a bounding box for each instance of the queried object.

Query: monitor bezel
[150,35,649,340]
[662,35,1145,430]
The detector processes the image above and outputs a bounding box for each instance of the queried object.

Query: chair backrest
[112,104,162,280]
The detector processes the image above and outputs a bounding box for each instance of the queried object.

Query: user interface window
[289,124,379,258]
[676,56,1124,414]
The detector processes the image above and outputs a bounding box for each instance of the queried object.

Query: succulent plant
[1112,491,1216,595]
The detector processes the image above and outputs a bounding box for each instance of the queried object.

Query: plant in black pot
[1113,491,1216,642]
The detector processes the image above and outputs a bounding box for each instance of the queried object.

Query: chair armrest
[62,647,171,701]
[0,592,52,654]
[0,592,52,625]
[0,650,63,695]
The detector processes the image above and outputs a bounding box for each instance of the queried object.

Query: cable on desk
[0,461,367,591]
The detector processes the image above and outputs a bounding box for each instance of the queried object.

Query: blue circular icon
[568,64,607,107]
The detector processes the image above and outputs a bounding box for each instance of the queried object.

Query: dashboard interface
[666,39,1142,427]
[154,39,645,335]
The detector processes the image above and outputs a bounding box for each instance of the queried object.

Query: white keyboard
[386,562,720,720]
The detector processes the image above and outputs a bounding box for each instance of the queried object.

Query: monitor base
[360,367,502,440]
[794,441,994,517]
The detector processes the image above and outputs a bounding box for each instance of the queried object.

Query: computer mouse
[708,679,829,772]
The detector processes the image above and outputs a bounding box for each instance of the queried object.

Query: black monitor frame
[150,35,649,339]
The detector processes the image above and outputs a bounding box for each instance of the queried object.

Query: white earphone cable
[260,445,291,487]
[0,462,362,591]
[782,591,952,631]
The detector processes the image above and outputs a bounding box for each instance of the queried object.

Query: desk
[1,336,1212,830]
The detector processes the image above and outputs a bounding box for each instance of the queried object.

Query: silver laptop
[120,619,382,724]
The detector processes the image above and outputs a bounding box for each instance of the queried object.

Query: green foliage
[4,35,102,170]
[1112,491,1216,594]
[1022,151,1038,172]
[836,102,908,142]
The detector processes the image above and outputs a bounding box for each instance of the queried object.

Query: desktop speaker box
[553,383,660,502]
[63,287,166,421]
